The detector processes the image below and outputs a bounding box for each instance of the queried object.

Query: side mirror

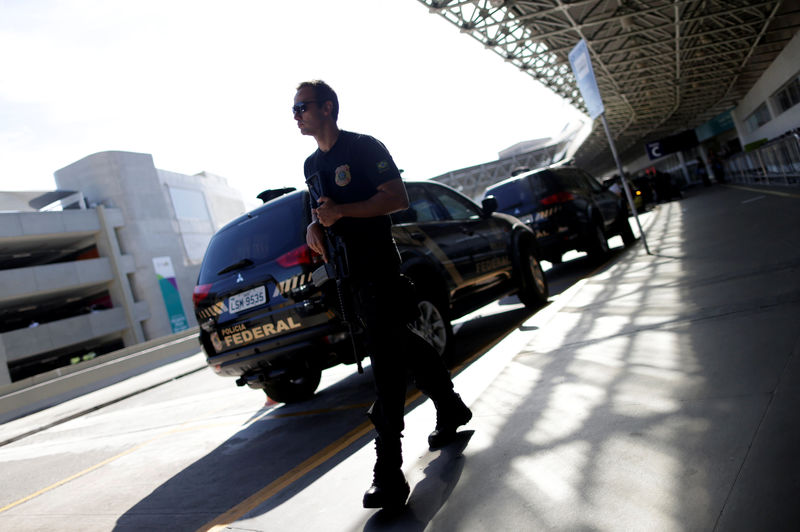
[482,196,498,216]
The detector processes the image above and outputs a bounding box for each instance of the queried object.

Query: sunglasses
[292,100,319,115]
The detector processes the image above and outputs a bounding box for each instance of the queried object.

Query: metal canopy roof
[417,0,800,171]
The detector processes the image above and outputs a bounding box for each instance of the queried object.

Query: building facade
[0,151,246,385]
[732,30,800,150]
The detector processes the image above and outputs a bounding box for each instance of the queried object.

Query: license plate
[228,286,267,314]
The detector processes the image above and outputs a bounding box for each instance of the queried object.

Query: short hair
[296,80,339,121]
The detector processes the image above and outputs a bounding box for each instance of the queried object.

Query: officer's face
[293,86,325,137]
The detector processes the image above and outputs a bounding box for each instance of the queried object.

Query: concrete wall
[55,152,197,340]
[733,30,800,147]
[54,151,247,343]
[0,209,101,238]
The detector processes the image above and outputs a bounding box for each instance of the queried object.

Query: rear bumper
[205,321,348,377]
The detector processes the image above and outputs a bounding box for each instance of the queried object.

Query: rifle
[305,172,364,374]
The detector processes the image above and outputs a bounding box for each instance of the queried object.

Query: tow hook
[235,369,289,388]
[235,374,265,387]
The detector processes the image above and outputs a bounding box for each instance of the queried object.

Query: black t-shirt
[303,130,402,276]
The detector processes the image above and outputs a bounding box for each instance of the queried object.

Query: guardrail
[0,328,202,424]
[724,134,800,186]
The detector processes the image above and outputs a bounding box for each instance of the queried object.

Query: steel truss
[416,0,800,173]
[432,135,575,199]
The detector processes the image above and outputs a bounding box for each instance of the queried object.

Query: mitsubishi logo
[236,273,244,283]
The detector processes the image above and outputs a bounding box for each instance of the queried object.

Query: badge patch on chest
[335,164,352,187]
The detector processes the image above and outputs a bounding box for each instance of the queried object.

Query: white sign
[569,39,604,119]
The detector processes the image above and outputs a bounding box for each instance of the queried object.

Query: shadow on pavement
[112,305,538,531]
[419,186,800,530]
[364,431,473,532]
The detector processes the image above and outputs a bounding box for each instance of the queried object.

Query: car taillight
[277,244,320,267]
[539,191,575,205]
[193,283,212,306]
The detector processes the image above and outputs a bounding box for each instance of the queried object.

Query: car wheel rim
[410,300,447,356]
[528,254,546,294]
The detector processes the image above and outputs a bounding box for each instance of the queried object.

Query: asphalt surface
[2,182,799,531]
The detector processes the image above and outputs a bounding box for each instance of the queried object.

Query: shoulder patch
[377,160,390,173]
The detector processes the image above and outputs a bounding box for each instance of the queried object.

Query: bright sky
[0,0,587,205]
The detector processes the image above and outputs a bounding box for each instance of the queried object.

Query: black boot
[363,437,410,509]
[428,393,472,449]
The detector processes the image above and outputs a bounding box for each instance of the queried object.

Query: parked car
[602,174,646,212]
[193,180,549,403]
[483,165,636,265]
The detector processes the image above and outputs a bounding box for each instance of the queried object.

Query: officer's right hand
[306,221,328,263]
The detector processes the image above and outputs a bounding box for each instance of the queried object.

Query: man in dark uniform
[294,80,472,510]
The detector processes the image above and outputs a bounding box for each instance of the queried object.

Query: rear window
[197,192,309,283]
[487,179,534,213]
[486,171,557,213]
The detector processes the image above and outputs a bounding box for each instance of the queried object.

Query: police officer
[295,80,472,510]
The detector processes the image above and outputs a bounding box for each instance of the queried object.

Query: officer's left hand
[315,196,342,227]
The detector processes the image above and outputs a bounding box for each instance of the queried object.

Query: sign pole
[600,113,651,255]
[569,38,651,255]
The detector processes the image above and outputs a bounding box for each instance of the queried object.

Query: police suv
[193,180,548,403]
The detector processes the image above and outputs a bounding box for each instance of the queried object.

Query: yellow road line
[0,404,236,515]
[198,251,636,528]
[0,435,159,514]
[199,388,429,531]
[268,401,373,419]
[2,307,532,524]
[198,315,534,531]
[199,419,374,532]
[0,398,378,517]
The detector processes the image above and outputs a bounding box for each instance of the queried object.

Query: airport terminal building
[0,151,246,386]
[2,27,798,390]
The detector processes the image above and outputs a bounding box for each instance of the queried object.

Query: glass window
[773,73,800,114]
[579,170,604,192]
[168,187,211,221]
[487,179,534,214]
[399,185,442,223]
[429,185,482,221]
[197,193,308,283]
[554,169,586,193]
[744,102,772,132]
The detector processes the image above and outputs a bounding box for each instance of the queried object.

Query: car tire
[586,220,610,260]
[263,365,322,403]
[517,245,549,309]
[408,295,453,361]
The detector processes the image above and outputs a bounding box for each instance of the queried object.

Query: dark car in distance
[484,165,636,264]
[193,180,549,403]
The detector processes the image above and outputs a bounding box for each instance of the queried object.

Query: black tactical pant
[350,273,454,444]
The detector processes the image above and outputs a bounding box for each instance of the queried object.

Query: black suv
[193,180,548,403]
[484,165,636,264]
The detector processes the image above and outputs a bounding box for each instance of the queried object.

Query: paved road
[0,260,595,531]
[1,183,798,531]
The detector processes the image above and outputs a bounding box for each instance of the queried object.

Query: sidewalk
[0,353,206,446]
[439,184,800,531]
[236,184,800,531]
